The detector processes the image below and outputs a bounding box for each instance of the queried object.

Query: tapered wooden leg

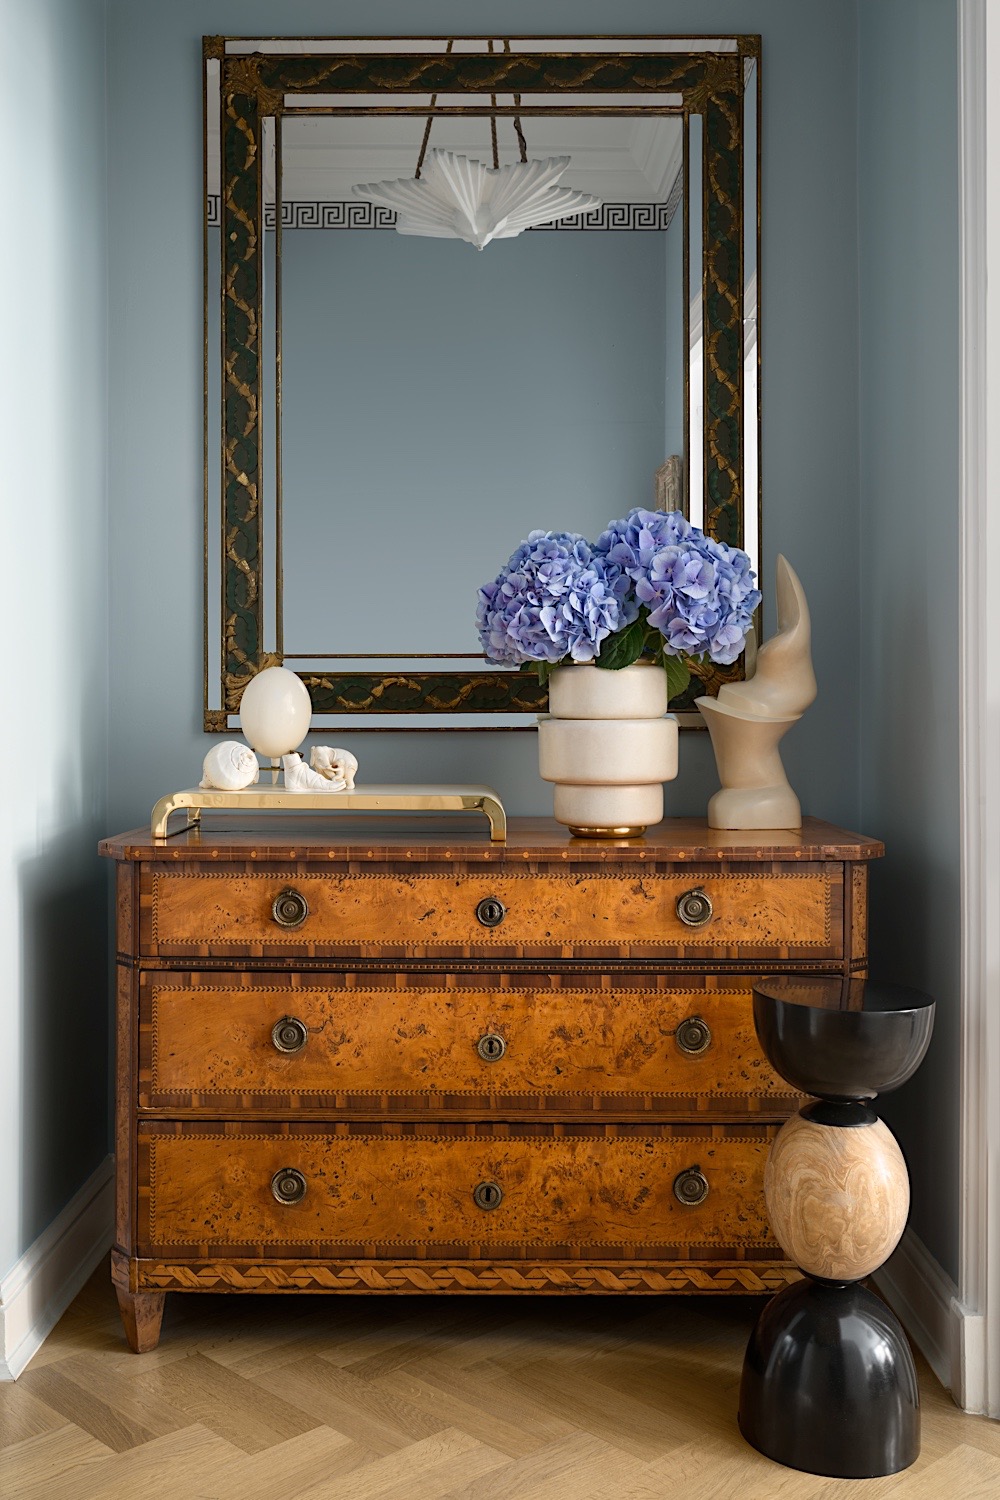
[116,1286,166,1353]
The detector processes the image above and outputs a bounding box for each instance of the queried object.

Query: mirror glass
[275,115,685,660]
[204,38,759,730]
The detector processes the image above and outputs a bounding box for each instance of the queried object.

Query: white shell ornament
[310,746,359,790]
[199,741,260,791]
[238,666,312,758]
[282,752,345,792]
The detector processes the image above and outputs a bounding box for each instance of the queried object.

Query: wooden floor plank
[435,1432,644,1500]
[132,1352,321,1454]
[17,1356,184,1453]
[491,1356,691,1461]
[187,1427,374,1500]
[15,1424,244,1500]
[811,1441,1000,1500]
[0,1423,114,1499]
[370,1365,559,1458]
[0,1382,68,1449]
[252,1354,444,1456]
[294,1429,500,1500]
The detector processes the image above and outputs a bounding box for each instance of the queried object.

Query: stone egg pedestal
[738,976,936,1480]
[537,664,678,838]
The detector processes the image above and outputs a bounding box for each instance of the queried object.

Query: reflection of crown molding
[206,193,683,232]
[630,117,684,201]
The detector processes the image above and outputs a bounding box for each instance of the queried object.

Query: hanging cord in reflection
[415,38,527,178]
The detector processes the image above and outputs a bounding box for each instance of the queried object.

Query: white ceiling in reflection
[206,112,683,206]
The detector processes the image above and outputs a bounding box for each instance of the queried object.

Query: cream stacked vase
[537,663,679,837]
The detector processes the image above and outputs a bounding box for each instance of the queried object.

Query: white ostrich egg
[238,667,312,757]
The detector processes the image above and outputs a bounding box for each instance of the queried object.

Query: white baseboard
[0,1155,114,1380]
[874,1226,976,1402]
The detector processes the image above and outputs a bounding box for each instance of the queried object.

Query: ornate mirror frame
[204,35,761,732]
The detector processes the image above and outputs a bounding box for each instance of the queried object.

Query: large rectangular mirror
[204,36,760,730]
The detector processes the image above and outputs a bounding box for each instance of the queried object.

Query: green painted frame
[206,36,759,730]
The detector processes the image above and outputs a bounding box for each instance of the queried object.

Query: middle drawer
[139,971,799,1116]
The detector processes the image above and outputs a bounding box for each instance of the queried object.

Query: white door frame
[958,0,1000,1420]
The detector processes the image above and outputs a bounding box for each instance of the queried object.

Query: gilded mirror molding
[204,35,761,731]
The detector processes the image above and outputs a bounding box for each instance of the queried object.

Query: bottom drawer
[137,1123,778,1259]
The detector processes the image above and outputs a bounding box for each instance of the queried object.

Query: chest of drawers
[100,816,881,1352]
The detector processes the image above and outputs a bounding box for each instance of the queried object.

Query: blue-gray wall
[106,0,862,831]
[858,0,961,1280]
[0,0,956,1296]
[0,0,108,1278]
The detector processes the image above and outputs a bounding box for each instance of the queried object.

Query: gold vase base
[568,824,647,840]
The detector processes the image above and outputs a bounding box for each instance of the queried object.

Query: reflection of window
[743,269,759,582]
[688,294,704,528]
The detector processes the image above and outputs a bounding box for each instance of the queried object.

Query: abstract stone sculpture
[697,555,816,829]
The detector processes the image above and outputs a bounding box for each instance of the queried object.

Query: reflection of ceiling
[206,114,683,206]
[281,117,682,204]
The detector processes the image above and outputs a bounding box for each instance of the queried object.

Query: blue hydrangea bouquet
[476,508,761,700]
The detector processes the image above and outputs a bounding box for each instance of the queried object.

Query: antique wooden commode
[100,815,881,1352]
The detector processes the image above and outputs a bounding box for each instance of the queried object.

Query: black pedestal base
[739,1279,920,1478]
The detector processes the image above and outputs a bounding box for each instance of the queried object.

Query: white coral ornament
[310,746,359,790]
[199,741,260,791]
[282,752,345,792]
[353,150,601,251]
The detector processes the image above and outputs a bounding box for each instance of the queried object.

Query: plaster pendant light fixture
[354,148,601,251]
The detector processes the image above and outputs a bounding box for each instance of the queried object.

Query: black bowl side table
[738,977,935,1479]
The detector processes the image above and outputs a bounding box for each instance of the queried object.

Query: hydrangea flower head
[476,530,628,665]
[595,508,760,665]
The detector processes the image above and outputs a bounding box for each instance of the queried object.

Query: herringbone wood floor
[1,1266,997,1499]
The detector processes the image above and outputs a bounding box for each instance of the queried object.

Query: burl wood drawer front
[137,1125,776,1257]
[141,866,841,960]
[139,973,797,1115]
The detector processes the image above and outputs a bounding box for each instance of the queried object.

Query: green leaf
[595,619,646,671]
[665,654,692,702]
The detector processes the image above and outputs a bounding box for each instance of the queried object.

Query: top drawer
[140,864,843,962]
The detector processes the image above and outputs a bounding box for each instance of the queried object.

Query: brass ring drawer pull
[475,896,506,929]
[476,1032,507,1062]
[673,1167,710,1206]
[271,1168,307,1205]
[272,888,309,929]
[675,1016,712,1055]
[676,887,714,928]
[473,1180,504,1211]
[271,1017,308,1054]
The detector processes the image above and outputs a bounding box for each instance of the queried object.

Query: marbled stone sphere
[764,1112,910,1282]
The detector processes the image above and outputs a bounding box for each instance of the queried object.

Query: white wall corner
[0,1156,114,1381]
[958,0,1000,1421]
[875,1227,967,1398]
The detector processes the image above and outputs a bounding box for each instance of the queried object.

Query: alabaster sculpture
[697,555,816,830]
[199,741,260,791]
[282,752,346,792]
[310,746,359,790]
